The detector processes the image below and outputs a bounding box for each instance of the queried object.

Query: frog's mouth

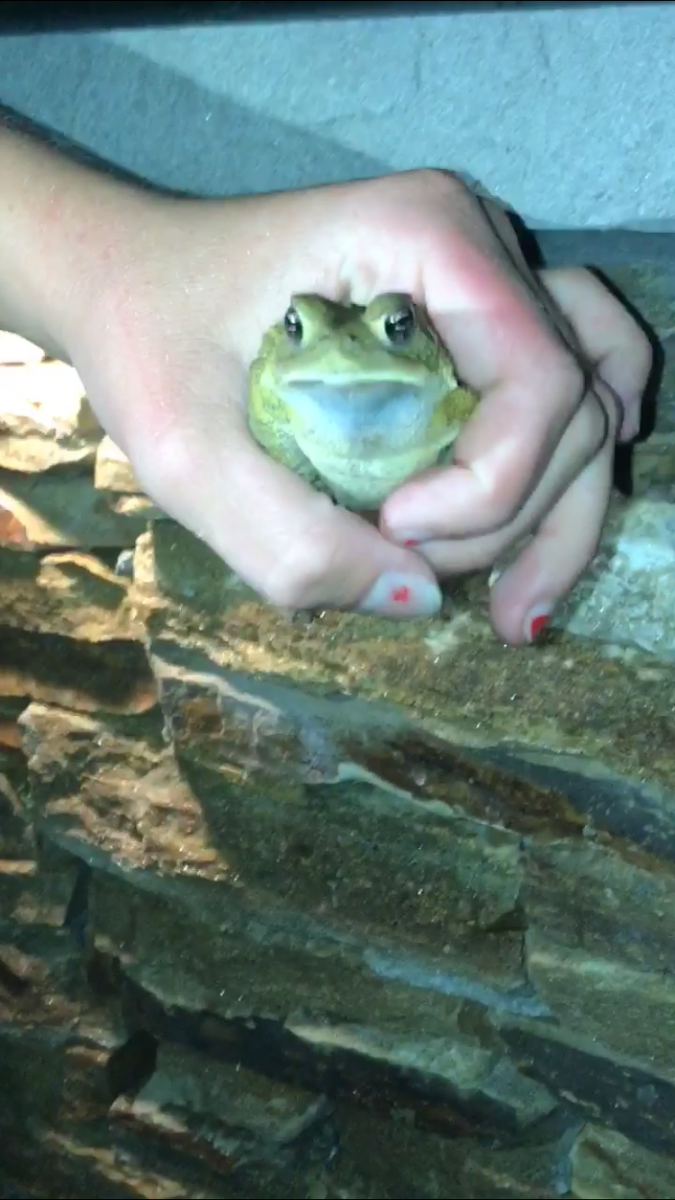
[279,379,444,448]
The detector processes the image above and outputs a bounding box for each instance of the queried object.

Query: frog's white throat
[278,377,449,455]
[277,377,458,509]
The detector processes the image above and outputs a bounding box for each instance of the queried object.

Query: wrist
[0,124,147,361]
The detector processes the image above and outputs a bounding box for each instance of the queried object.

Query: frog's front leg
[248,409,330,495]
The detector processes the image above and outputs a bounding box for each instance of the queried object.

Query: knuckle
[475,478,523,533]
[408,166,472,204]
[262,514,344,611]
[437,168,472,201]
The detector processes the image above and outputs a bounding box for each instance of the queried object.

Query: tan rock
[106,493,165,520]
[0,549,141,641]
[0,359,102,472]
[94,435,141,493]
[0,552,155,715]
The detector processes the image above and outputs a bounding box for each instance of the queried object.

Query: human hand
[41,167,651,642]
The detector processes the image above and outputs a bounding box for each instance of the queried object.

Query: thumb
[130,404,443,620]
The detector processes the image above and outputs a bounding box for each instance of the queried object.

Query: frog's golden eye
[383,305,416,345]
[283,306,303,344]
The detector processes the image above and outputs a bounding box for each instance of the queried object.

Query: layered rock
[2,262,675,1200]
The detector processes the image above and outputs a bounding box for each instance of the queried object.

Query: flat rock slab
[4,238,675,1197]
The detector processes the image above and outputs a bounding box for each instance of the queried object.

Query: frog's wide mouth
[278,378,446,450]
[277,378,439,411]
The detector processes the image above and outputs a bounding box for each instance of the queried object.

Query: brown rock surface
[0,359,100,473]
[3,268,675,1199]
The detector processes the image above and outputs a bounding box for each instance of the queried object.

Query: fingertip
[487,567,533,645]
[355,568,443,618]
[216,453,442,616]
[261,509,441,616]
[489,570,554,645]
[487,459,611,646]
[135,408,444,619]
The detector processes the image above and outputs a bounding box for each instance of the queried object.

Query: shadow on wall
[0,31,388,195]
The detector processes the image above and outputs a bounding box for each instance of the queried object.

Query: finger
[488,406,615,644]
[128,370,443,620]
[382,238,588,543]
[382,347,602,546]
[539,267,653,442]
[411,379,611,576]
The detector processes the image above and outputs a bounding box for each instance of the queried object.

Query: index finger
[382,229,589,540]
[127,362,444,620]
[538,267,653,442]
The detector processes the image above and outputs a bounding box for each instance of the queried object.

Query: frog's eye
[383,305,416,345]
[284,306,303,344]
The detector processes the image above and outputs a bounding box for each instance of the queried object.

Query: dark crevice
[106,1029,159,1101]
[482,901,528,935]
[62,861,92,947]
[0,956,30,998]
[112,967,550,1148]
[501,1023,675,1161]
[0,625,157,714]
[84,946,124,999]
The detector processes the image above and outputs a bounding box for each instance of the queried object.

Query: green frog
[247,293,479,511]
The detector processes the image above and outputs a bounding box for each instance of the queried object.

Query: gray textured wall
[0,4,672,230]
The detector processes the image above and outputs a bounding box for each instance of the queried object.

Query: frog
[247,292,480,511]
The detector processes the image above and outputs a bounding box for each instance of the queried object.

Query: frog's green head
[256,293,459,449]
[254,292,458,448]
[248,292,479,511]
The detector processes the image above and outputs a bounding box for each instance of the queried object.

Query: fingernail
[358,572,442,618]
[488,566,503,588]
[524,603,553,643]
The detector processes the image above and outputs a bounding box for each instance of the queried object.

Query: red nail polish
[404,539,419,547]
[358,573,442,618]
[391,585,411,604]
[529,613,550,641]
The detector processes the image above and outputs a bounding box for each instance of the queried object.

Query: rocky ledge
[1,258,675,1199]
